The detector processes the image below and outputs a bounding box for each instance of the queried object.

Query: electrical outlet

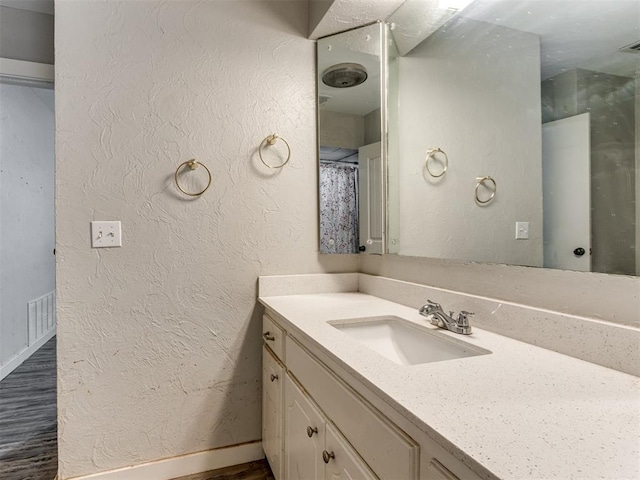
[515,221,529,240]
[91,221,122,248]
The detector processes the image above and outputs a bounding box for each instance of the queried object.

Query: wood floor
[0,336,58,480]
[171,460,275,480]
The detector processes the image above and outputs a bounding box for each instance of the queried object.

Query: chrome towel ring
[259,134,291,169]
[475,176,496,205]
[174,159,212,197]
[425,148,448,178]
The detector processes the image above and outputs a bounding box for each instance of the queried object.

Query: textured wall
[394,18,543,266]
[541,70,578,123]
[55,1,356,478]
[318,110,364,149]
[364,108,381,144]
[0,83,55,367]
[0,6,54,64]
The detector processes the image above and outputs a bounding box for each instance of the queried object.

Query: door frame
[0,57,55,380]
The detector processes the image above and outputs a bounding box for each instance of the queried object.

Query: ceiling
[320,0,639,116]
[461,0,640,80]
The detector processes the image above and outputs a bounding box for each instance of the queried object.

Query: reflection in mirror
[317,23,386,255]
[387,0,639,276]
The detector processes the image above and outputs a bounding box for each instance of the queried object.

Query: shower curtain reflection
[319,163,359,254]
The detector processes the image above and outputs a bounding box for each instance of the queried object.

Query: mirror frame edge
[315,21,389,256]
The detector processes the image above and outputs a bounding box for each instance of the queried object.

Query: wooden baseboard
[0,329,56,382]
[63,441,264,480]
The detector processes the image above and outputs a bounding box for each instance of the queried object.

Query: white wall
[395,19,543,267]
[318,109,380,149]
[0,5,54,64]
[0,82,55,368]
[319,110,364,149]
[364,108,381,144]
[55,1,356,478]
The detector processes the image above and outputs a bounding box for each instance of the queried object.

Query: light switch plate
[515,221,529,240]
[91,221,122,248]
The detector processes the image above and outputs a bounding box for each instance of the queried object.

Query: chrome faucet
[419,300,473,335]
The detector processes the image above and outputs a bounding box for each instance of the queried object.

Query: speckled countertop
[259,292,640,480]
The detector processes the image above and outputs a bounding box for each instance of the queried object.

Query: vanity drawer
[263,314,285,361]
[286,336,419,480]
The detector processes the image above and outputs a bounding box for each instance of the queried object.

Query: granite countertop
[259,292,640,480]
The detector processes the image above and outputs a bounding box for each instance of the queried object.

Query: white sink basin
[329,316,491,366]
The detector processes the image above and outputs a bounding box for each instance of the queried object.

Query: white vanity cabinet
[425,459,464,480]
[262,312,286,480]
[324,422,379,479]
[262,312,478,480]
[284,374,325,479]
[262,346,284,479]
[285,335,419,480]
[285,374,377,480]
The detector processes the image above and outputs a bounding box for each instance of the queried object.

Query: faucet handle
[457,311,474,327]
[419,299,442,317]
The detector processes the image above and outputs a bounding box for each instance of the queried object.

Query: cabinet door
[324,423,378,480]
[263,346,284,479]
[285,375,325,480]
[426,459,460,480]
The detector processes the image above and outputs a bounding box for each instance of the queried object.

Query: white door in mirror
[91,221,122,248]
[542,114,591,272]
[358,142,384,255]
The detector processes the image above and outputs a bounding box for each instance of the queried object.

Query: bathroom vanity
[259,274,640,480]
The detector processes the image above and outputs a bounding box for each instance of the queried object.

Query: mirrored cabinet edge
[316,21,389,256]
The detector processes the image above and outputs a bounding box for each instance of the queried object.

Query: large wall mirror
[317,23,387,255]
[387,0,639,276]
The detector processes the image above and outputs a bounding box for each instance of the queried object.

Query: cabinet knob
[306,426,318,438]
[270,374,279,382]
[263,332,275,341]
[322,450,335,464]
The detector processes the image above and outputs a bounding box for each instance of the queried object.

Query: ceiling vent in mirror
[322,63,368,88]
[619,40,640,54]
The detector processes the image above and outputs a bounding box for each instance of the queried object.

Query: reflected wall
[542,69,636,275]
[391,17,544,266]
